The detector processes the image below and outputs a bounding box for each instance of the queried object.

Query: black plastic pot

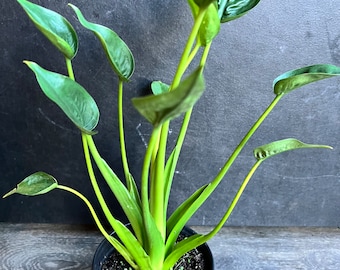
[92,225,214,270]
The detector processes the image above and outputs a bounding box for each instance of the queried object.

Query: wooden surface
[1,223,340,270]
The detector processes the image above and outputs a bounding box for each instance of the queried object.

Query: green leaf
[132,67,205,127]
[3,172,58,198]
[273,64,340,96]
[69,4,134,81]
[218,0,261,23]
[151,81,170,95]
[165,184,210,256]
[97,158,145,243]
[188,0,200,17]
[126,173,142,209]
[164,234,204,269]
[198,2,220,46]
[193,0,217,8]
[163,147,180,212]
[24,61,99,134]
[110,221,151,269]
[187,1,220,46]
[254,138,333,161]
[18,0,78,59]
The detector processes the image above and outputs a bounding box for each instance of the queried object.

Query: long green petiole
[81,132,138,238]
[164,159,263,269]
[167,94,284,242]
[150,7,209,235]
[163,43,212,216]
[65,57,75,80]
[117,79,131,184]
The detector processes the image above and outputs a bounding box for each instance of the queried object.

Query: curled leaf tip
[2,188,16,199]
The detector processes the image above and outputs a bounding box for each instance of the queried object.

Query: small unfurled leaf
[273,64,340,96]
[18,0,78,59]
[69,4,134,81]
[218,0,261,23]
[24,61,99,134]
[151,81,170,95]
[199,3,220,46]
[254,138,332,161]
[132,67,205,127]
[187,1,220,46]
[3,172,58,198]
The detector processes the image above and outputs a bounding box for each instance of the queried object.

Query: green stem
[207,160,263,237]
[163,43,212,215]
[141,127,161,214]
[65,57,75,80]
[151,10,208,233]
[163,160,263,269]
[171,8,207,90]
[81,133,117,230]
[150,124,167,238]
[167,94,284,240]
[211,94,283,189]
[174,42,211,148]
[117,79,130,184]
[56,184,137,268]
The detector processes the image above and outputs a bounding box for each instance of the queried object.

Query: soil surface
[101,235,206,270]
[101,246,206,270]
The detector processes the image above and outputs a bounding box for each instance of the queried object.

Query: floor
[1,223,340,269]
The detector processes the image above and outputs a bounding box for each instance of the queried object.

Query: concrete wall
[1,0,340,226]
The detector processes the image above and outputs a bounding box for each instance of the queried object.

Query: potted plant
[3,0,340,269]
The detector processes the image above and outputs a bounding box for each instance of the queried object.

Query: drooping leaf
[3,172,58,198]
[151,81,170,95]
[273,64,340,96]
[218,0,261,23]
[254,138,332,161]
[69,4,134,81]
[24,61,99,134]
[18,0,78,59]
[132,67,205,127]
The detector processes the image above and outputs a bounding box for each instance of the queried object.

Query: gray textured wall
[1,0,340,226]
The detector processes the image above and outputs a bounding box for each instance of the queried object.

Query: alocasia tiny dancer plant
[3,0,340,269]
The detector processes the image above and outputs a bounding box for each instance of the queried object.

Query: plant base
[93,226,214,270]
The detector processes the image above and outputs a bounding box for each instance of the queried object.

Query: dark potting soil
[101,236,206,270]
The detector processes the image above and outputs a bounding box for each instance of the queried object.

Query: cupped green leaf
[132,67,205,127]
[187,1,220,46]
[3,172,58,198]
[69,4,134,81]
[218,0,261,23]
[273,64,340,96]
[199,2,220,46]
[254,138,332,161]
[18,0,78,59]
[151,81,170,95]
[24,61,99,134]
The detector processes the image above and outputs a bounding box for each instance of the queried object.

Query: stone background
[1,0,340,226]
